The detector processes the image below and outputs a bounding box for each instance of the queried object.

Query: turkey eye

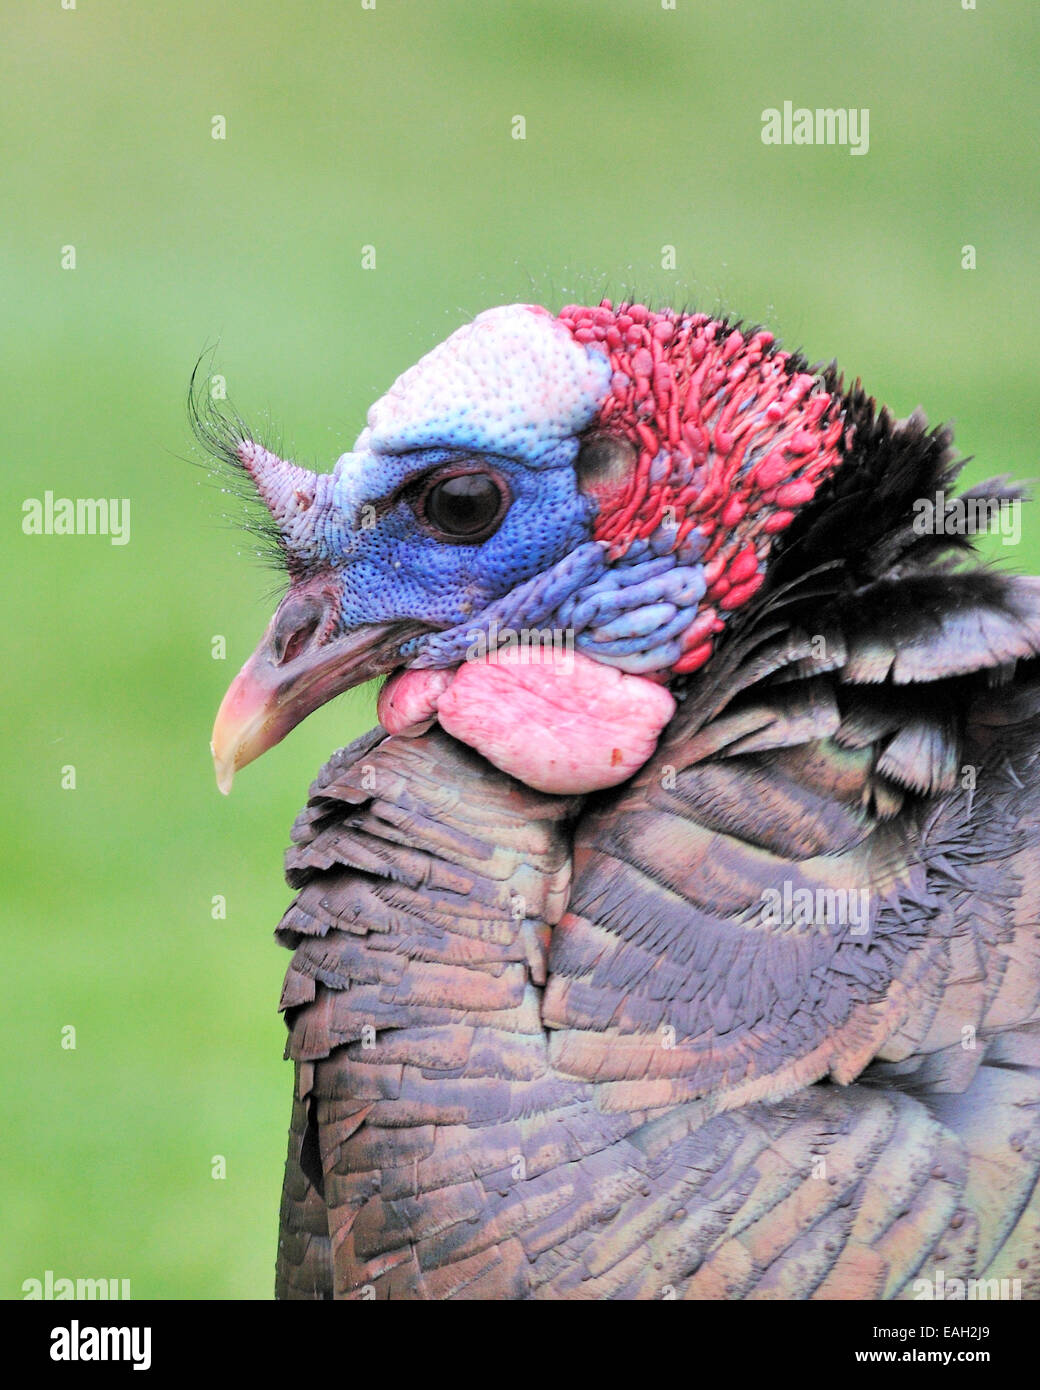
[575,432,637,492]
[420,471,508,542]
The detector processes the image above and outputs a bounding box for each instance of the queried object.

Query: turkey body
[274,560,1040,1299]
[202,302,1040,1298]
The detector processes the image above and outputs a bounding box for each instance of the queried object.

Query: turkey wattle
[206,301,1040,1300]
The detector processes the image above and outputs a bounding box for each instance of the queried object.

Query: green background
[3,0,1037,1298]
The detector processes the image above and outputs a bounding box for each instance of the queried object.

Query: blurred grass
[2,0,1037,1297]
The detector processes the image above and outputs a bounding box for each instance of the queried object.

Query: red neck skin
[558,301,847,673]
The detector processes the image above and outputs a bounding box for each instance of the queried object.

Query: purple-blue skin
[211,305,710,789]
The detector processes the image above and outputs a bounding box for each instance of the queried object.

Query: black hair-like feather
[187,351,291,573]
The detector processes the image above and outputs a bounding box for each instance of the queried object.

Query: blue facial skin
[328,441,600,639]
[312,436,712,678]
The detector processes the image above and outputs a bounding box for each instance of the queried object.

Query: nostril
[272,594,326,666]
[280,618,319,665]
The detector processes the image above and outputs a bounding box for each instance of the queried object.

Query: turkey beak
[211,584,413,794]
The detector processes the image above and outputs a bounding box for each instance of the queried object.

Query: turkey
[204,301,1040,1300]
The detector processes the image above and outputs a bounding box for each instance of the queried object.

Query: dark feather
[187,350,291,573]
